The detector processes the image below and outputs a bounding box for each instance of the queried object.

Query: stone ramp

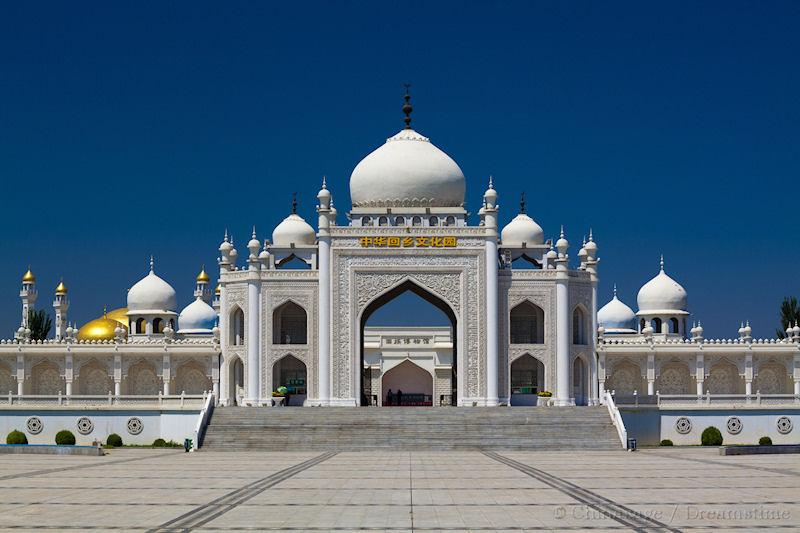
[202,406,621,451]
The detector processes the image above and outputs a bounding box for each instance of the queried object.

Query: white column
[746,380,753,395]
[485,237,499,406]
[647,353,655,396]
[114,380,121,396]
[588,278,598,405]
[16,354,24,395]
[794,379,800,395]
[597,352,606,399]
[219,283,230,406]
[65,380,73,396]
[695,353,704,395]
[246,274,261,405]
[317,235,331,405]
[162,354,171,395]
[555,278,571,405]
[647,380,655,395]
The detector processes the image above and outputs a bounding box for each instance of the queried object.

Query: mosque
[1,94,799,446]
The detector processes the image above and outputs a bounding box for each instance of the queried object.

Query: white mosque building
[0,94,798,445]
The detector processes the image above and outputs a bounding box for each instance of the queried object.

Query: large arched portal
[359,280,457,407]
[382,360,433,406]
[272,354,307,406]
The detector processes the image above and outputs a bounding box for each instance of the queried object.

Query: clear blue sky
[1,2,798,337]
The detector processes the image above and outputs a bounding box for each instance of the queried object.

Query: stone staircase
[201,407,621,451]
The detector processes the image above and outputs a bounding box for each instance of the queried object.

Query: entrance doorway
[510,354,545,405]
[360,280,457,406]
[572,357,588,406]
[382,360,433,406]
[228,357,244,405]
[272,354,307,406]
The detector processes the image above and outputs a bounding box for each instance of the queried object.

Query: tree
[27,309,52,341]
[777,296,800,339]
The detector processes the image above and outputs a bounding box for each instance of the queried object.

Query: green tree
[777,296,800,339]
[27,309,52,341]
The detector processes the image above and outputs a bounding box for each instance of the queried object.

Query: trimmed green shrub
[6,430,27,445]
[537,391,553,397]
[153,438,167,447]
[55,430,76,446]
[106,433,123,447]
[701,426,723,446]
[759,436,773,446]
[660,439,673,446]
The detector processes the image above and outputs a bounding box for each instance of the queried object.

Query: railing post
[158,391,163,406]
[181,391,185,407]
[58,391,62,406]
[756,391,761,405]
[633,389,638,407]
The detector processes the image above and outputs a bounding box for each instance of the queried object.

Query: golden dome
[77,317,127,341]
[214,284,221,296]
[196,267,210,283]
[106,307,129,328]
[55,280,67,295]
[22,268,35,283]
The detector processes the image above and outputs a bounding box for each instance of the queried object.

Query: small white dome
[501,213,544,247]
[637,260,688,314]
[350,129,465,208]
[127,269,177,314]
[272,213,316,247]
[177,298,217,334]
[598,291,637,333]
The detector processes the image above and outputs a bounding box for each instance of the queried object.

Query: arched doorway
[272,301,307,344]
[228,357,244,405]
[272,354,307,406]
[510,354,544,406]
[382,360,433,406]
[572,357,588,405]
[359,280,457,407]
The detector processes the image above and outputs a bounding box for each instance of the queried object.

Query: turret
[20,267,37,327]
[53,279,69,340]
[194,267,211,302]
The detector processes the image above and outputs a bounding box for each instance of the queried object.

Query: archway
[77,360,112,395]
[755,362,788,394]
[510,301,544,344]
[572,357,589,405]
[382,360,433,406]
[0,363,15,395]
[272,354,307,406]
[510,354,544,405]
[174,361,211,394]
[227,356,244,405]
[359,279,457,407]
[706,361,744,394]
[272,301,307,344]
[32,361,63,395]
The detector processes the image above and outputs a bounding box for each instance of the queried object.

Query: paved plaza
[0,448,799,532]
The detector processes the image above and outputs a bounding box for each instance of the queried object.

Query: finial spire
[149,256,154,272]
[291,192,297,214]
[402,83,412,129]
[519,192,525,214]
[252,225,257,239]
[103,305,107,318]
[589,228,594,242]
[321,175,327,189]
[613,283,617,297]
[560,225,565,238]
[659,254,664,271]
[488,175,494,189]
[224,229,229,242]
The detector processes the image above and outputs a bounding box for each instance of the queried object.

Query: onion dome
[272,208,316,247]
[127,259,177,314]
[106,307,129,328]
[636,257,688,315]
[55,280,67,295]
[177,298,217,334]
[501,193,544,247]
[349,91,465,208]
[598,286,637,333]
[196,268,210,283]
[77,315,128,341]
[214,284,221,296]
[22,268,35,283]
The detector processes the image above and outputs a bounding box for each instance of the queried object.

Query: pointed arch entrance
[359,279,457,406]
[273,354,308,406]
[382,360,433,406]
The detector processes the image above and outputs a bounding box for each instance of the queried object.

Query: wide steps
[202,407,621,451]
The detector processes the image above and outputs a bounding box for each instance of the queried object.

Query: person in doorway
[397,389,403,406]
[386,389,393,406]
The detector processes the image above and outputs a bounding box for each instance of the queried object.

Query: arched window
[135,318,146,334]
[230,307,244,345]
[429,216,439,226]
[273,301,307,344]
[670,317,679,334]
[510,301,545,344]
[652,318,662,334]
[445,216,455,227]
[572,307,587,345]
[378,216,388,226]
[412,216,422,227]
[361,216,372,226]
[153,318,163,334]
[395,216,405,226]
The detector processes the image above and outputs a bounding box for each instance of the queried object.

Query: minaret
[53,279,69,340]
[20,267,37,327]
[212,284,221,314]
[195,267,211,302]
[554,226,573,406]
[483,177,499,406]
[584,230,599,405]
[317,175,333,405]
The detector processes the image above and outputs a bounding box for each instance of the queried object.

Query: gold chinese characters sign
[359,236,458,248]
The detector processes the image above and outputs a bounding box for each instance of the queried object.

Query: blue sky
[1,2,798,336]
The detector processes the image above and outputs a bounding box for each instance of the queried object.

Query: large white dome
[637,261,688,315]
[501,213,544,247]
[177,298,217,334]
[127,269,177,314]
[349,128,466,208]
[272,213,316,247]
[598,290,637,333]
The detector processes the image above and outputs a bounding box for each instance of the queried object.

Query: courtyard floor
[0,447,798,532]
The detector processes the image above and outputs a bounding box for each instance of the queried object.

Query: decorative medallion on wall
[726,416,742,435]
[776,416,793,435]
[126,417,143,435]
[76,416,94,435]
[26,416,43,435]
[675,416,692,434]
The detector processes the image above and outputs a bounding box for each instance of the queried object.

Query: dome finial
[252,226,257,239]
[613,283,618,297]
[149,255,154,272]
[291,192,298,214]
[589,228,594,242]
[519,192,525,214]
[560,225,565,239]
[659,254,664,271]
[321,175,327,189]
[488,175,494,189]
[402,83,413,129]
